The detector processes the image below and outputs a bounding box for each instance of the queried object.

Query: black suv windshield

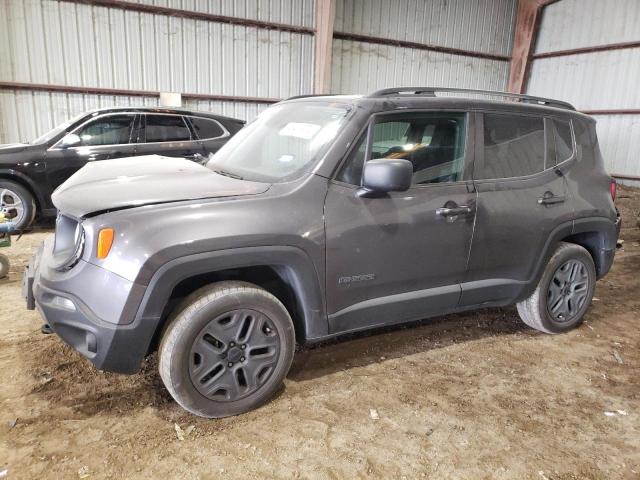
[206,102,351,182]
[31,111,88,145]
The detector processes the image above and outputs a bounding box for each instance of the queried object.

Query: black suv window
[145,115,192,142]
[190,116,225,140]
[337,113,467,185]
[478,113,545,179]
[74,114,134,146]
[553,118,573,164]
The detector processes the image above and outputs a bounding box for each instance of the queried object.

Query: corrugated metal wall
[526,0,640,186]
[132,0,314,27]
[331,0,517,94]
[0,0,522,145]
[0,0,313,143]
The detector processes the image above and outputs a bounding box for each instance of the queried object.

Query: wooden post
[507,0,557,94]
[314,0,336,94]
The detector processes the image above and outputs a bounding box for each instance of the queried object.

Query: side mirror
[59,133,81,148]
[360,158,413,195]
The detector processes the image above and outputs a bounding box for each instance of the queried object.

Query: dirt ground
[1,188,639,480]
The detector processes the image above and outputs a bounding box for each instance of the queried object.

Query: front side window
[145,115,192,142]
[190,116,225,139]
[206,103,351,182]
[73,115,134,146]
[337,113,467,185]
[478,113,545,179]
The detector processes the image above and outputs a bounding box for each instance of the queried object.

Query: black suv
[24,88,620,418]
[0,107,244,228]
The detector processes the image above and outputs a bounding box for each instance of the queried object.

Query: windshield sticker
[279,122,321,140]
[277,154,295,163]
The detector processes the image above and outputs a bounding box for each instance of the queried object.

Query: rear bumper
[596,211,621,279]
[24,237,156,373]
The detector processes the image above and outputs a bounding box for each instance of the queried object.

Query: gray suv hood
[52,155,271,218]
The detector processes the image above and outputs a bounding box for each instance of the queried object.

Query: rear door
[324,110,477,334]
[459,112,574,307]
[138,113,200,160]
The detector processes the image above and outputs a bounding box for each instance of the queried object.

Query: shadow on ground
[20,306,529,420]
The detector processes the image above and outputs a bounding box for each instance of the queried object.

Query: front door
[45,113,137,192]
[324,111,477,334]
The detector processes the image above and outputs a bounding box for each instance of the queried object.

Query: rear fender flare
[518,216,617,301]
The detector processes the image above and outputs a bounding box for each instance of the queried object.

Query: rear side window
[478,113,545,179]
[190,117,225,139]
[145,115,191,142]
[553,119,573,164]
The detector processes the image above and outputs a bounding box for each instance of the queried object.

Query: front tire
[0,180,36,230]
[159,281,295,418]
[517,242,596,334]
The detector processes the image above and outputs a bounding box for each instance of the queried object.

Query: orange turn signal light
[96,228,114,259]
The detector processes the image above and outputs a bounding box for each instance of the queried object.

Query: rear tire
[0,180,36,230]
[517,242,596,334]
[159,281,295,418]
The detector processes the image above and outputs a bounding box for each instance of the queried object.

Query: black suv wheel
[0,180,36,230]
[159,281,295,418]
[517,242,596,334]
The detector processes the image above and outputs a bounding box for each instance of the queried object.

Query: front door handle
[436,205,472,217]
[538,192,566,205]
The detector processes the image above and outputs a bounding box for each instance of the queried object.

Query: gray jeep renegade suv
[24,87,620,418]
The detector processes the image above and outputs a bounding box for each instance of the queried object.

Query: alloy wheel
[547,259,590,323]
[188,309,281,402]
[0,188,24,225]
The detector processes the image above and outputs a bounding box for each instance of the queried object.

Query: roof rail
[285,94,334,101]
[368,87,575,111]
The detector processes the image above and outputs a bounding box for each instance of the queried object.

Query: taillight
[610,179,617,202]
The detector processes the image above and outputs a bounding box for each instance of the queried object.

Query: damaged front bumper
[23,236,153,374]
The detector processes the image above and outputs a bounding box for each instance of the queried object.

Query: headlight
[52,215,85,270]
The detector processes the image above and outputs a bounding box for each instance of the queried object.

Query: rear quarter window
[190,116,225,140]
[477,113,545,180]
[553,118,574,164]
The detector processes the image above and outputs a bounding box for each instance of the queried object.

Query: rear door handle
[538,192,566,205]
[436,205,472,216]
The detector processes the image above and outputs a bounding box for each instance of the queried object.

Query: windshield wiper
[212,169,244,180]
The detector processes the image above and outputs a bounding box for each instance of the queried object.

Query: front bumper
[24,237,155,373]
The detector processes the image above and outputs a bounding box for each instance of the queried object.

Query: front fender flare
[122,246,327,366]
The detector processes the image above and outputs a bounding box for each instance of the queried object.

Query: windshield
[206,103,351,182]
[32,111,88,145]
